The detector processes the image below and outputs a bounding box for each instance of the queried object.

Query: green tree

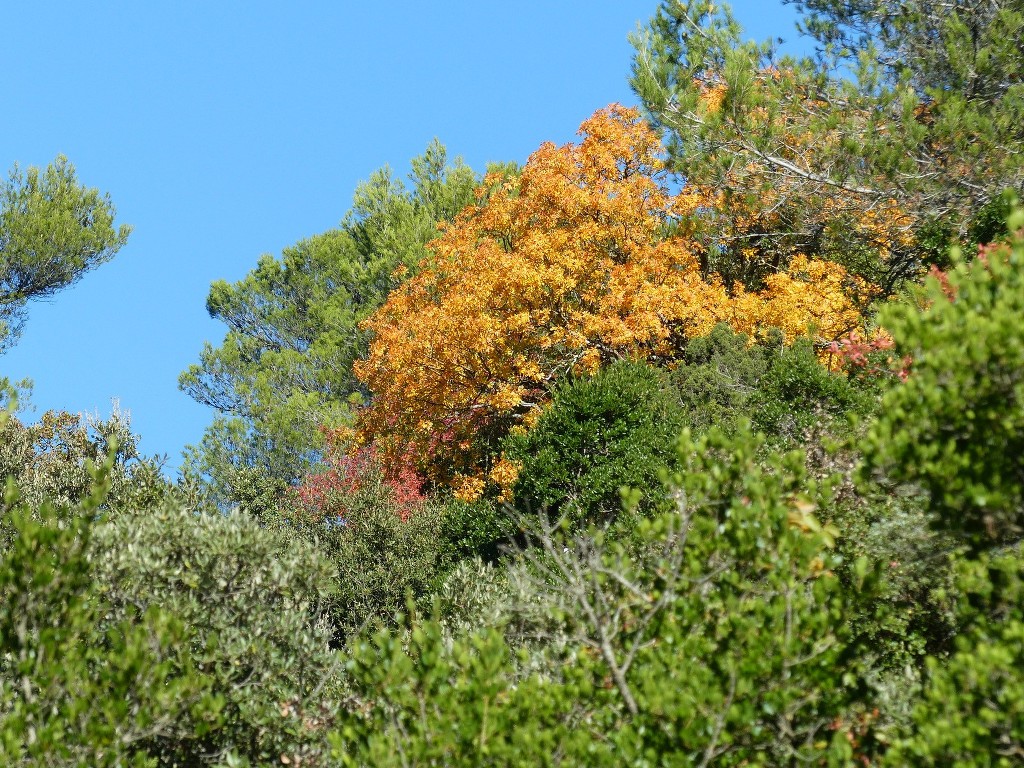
[90,503,339,766]
[0,156,130,349]
[0,407,171,521]
[504,359,686,529]
[851,209,1024,761]
[792,0,1024,233]
[671,323,871,440]
[631,0,1024,288]
[280,448,448,643]
[0,407,338,765]
[180,141,482,504]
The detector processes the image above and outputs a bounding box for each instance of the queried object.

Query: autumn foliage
[291,432,425,522]
[355,105,875,493]
[686,75,916,290]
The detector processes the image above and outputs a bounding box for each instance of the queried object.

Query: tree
[0,406,170,520]
[504,359,686,528]
[631,0,1024,288]
[0,156,130,350]
[282,440,448,642]
[355,105,873,495]
[179,141,482,503]
[793,0,1024,240]
[90,502,339,765]
[670,323,871,440]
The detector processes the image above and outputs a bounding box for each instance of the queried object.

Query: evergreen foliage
[672,323,870,439]
[631,0,1024,288]
[504,359,685,528]
[0,157,130,350]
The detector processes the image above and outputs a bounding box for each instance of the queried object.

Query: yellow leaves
[489,457,522,503]
[488,385,524,412]
[696,81,728,115]
[731,255,876,351]
[453,474,486,503]
[354,104,876,489]
[575,348,602,376]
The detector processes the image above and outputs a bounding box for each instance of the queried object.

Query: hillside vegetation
[4,1,1024,764]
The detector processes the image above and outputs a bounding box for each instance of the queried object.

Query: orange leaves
[354,105,875,488]
[731,255,878,348]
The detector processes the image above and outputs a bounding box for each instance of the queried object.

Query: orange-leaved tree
[355,105,873,496]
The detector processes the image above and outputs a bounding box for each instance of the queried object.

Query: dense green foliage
[864,213,1024,546]
[280,461,447,642]
[504,360,685,527]
[0,157,130,350]
[0,464,192,767]
[333,424,872,766]
[0,407,170,515]
[672,324,871,438]
[0,409,338,765]
[884,548,1024,765]
[91,504,339,765]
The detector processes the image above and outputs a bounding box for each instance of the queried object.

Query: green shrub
[671,323,772,432]
[504,359,686,528]
[437,495,516,565]
[282,458,448,642]
[0,408,172,519]
[863,209,1024,547]
[0,463,201,767]
[884,547,1024,766]
[672,323,870,441]
[331,423,878,766]
[91,503,338,766]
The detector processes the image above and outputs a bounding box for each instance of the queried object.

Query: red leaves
[292,435,424,523]
[827,330,910,382]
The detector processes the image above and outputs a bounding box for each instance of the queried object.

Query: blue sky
[1,1,803,472]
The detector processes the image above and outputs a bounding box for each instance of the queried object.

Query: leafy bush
[437,495,516,565]
[0,408,171,517]
[91,503,338,766]
[671,323,871,441]
[884,547,1024,765]
[504,359,686,528]
[510,423,874,764]
[285,452,447,642]
[837,493,958,673]
[0,462,200,767]
[863,209,1024,547]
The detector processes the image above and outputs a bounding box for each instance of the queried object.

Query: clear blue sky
[1,1,804,472]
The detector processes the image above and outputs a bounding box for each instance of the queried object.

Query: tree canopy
[179,141,482,502]
[631,0,1024,286]
[0,156,130,350]
[355,105,873,495]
